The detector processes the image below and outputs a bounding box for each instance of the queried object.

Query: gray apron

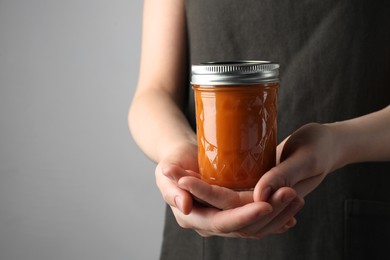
[161,1,390,259]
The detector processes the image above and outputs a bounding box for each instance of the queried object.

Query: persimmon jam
[193,83,278,190]
[191,61,280,190]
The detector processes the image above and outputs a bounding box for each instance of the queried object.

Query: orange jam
[193,83,278,190]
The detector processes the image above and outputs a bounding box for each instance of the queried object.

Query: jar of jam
[191,61,280,190]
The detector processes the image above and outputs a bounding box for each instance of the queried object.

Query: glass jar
[191,61,280,190]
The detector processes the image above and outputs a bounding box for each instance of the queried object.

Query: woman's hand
[254,123,337,202]
[155,142,304,239]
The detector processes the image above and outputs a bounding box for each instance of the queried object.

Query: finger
[238,187,298,237]
[253,151,320,202]
[254,196,304,238]
[272,217,297,235]
[155,164,193,215]
[178,176,253,210]
[276,136,289,164]
[161,164,200,183]
[173,201,273,236]
[292,174,325,198]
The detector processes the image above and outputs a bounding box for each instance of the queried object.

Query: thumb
[254,144,326,201]
[253,166,291,202]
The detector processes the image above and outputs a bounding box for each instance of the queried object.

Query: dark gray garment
[161,0,390,259]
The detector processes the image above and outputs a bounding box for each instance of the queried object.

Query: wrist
[326,106,390,169]
[324,122,353,172]
[156,132,197,163]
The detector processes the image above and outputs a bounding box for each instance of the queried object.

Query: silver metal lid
[191,60,279,86]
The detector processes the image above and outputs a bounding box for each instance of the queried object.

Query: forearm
[128,88,196,163]
[129,0,191,163]
[329,105,390,169]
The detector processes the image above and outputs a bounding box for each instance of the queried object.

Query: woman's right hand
[155,141,304,239]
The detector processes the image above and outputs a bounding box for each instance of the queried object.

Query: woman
[129,0,390,259]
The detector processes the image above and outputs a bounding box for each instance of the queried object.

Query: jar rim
[191,60,280,86]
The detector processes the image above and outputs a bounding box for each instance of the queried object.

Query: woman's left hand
[254,123,338,202]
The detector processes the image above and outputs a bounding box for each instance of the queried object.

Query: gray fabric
[161,1,390,259]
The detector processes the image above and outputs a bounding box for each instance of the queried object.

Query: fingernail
[259,207,274,217]
[261,187,272,201]
[282,193,296,204]
[284,218,297,229]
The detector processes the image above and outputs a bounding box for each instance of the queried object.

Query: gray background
[0,0,166,259]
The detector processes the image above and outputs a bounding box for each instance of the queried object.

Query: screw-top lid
[191,60,279,86]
